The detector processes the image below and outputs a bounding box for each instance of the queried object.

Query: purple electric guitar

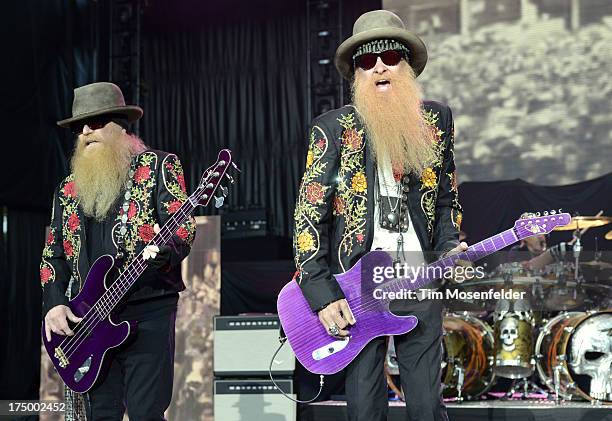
[278,212,571,374]
[42,149,236,393]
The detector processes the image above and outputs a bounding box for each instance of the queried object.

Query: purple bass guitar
[278,212,571,375]
[42,149,236,393]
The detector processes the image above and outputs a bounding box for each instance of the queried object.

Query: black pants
[345,299,447,421]
[86,310,176,421]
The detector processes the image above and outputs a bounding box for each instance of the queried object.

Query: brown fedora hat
[57,82,143,128]
[334,10,428,80]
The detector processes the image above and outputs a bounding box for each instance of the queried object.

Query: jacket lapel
[364,139,376,252]
[76,206,91,289]
[406,174,433,254]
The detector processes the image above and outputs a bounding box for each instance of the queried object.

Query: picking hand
[44,305,83,342]
[318,299,355,338]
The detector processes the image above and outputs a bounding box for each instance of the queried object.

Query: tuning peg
[214,195,225,208]
[220,185,228,197]
[231,162,241,172]
[225,173,235,184]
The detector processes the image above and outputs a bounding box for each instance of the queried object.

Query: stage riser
[303,403,612,421]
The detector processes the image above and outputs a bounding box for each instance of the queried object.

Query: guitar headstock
[196,149,238,208]
[513,210,571,240]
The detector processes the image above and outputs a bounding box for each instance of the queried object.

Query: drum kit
[386,214,612,404]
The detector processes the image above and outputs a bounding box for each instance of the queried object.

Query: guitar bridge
[54,347,69,368]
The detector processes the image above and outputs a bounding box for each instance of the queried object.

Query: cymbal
[606,230,612,240]
[448,277,612,311]
[580,260,612,270]
[553,216,612,231]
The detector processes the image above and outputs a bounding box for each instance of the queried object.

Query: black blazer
[293,101,462,311]
[40,149,195,316]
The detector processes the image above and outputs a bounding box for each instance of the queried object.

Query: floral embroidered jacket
[293,101,463,311]
[40,149,196,316]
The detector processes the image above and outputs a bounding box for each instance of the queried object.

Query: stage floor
[302,400,612,421]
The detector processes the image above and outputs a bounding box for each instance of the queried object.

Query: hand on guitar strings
[443,241,474,284]
[142,223,172,270]
[318,298,356,338]
[44,304,83,342]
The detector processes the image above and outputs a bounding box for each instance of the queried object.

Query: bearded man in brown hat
[40,82,195,420]
[293,10,466,421]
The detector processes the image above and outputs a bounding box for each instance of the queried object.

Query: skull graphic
[570,313,612,401]
[500,317,519,352]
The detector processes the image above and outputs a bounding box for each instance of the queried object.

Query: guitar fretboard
[95,191,202,316]
[387,228,518,293]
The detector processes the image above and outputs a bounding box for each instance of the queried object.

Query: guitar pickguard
[312,338,350,361]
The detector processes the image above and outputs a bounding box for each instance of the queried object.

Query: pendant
[387,212,398,225]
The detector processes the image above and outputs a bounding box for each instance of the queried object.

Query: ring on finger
[328,324,340,336]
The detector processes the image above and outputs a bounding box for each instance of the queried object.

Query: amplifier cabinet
[213,315,295,376]
[214,379,295,421]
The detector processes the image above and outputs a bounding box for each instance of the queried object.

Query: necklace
[378,164,402,226]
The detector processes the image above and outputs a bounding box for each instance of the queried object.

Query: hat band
[352,39,410,61]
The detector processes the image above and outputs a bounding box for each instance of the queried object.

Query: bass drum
[386,313,495,401]
[441,313,496,400]
[536,310,612,403]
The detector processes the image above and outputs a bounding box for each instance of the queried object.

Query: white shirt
[370,158,423,257]
[370,158,430,299]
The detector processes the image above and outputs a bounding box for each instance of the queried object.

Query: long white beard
[71,132,145,220]
[352,63,435,176]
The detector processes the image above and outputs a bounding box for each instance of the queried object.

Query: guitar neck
[391,228,518,292]
[99,189,202,313]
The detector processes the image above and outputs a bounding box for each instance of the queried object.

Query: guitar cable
[268,329,325,404]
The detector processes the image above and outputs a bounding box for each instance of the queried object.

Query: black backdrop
[140,13,308,236]
[459,172,612,251]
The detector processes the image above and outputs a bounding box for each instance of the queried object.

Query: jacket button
[402,175,410,184]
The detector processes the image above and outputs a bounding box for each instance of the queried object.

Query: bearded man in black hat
[293,10,466,421]
[40,82,195,420]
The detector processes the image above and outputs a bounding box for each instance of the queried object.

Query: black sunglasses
[354,50,405,71]
[71,115,122,135]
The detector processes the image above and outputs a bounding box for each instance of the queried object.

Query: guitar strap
[115,157,138,261]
